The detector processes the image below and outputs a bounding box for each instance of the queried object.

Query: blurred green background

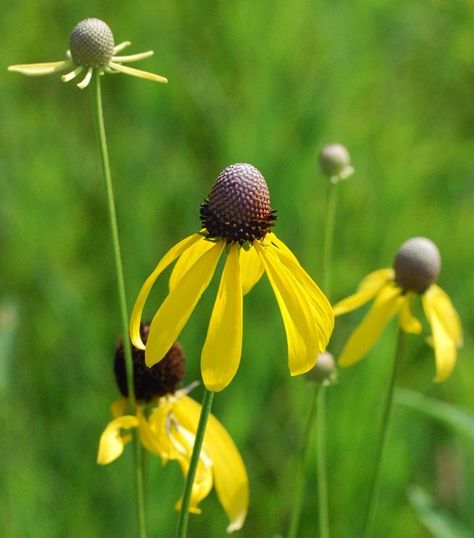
[1,0,473,536]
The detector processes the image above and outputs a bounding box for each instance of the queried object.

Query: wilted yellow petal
[8,59,73,76]
[202,245,243,391]
[424,285,463,347]
[240,246,264,295]
[339,284,404,367]
[422,289,459,382]
[174,395,249,532]
[399,295,422,334]
[333,268,394,315]
[97,415,139,465]
[169,234,216,292]
[108,61,168,83]
[145,241,224,366]
[129,234,202,350]
[268,236,334,349]
[255,242,319,375]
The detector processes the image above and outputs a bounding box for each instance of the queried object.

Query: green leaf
[395,388,474,441]
[408,485,471,538]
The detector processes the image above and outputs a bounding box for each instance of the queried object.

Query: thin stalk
[176,389,215,538]
[288,181,338,538]
[90,71,147,538]
[316,181,338,538]
[288,385,320,538]
[362,330,405,538]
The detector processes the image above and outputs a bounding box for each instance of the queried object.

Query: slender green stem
[176,389,215,538]
[288,384,320,538]
[315,180,338,538]
[90,71,147,538]
[288,181,338,538]
[316,387,330,538]
[362,330,405,538]
[321,181,338,295]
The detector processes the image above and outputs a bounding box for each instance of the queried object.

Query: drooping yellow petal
[422,289,459,382]
[97,415,139,465]
[240,246,264,295]
[424,285,463,347]
[267,236,334,348]
[111,50,154,63]
[169,234,216,292]
[8,59,73,76]
[171,423,214,514]
[145,241,225,366]
[174,395,249,532]
[333,268,394,316]
[339,284,404,367]
[147,400,184,463]
[108,61,168,83]
[201,245,243,391]
[255,242,320,375]
[399,294,422,334]
[129,233,202,350]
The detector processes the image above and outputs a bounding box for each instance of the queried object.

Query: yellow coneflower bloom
[334,237,463,381]
[97,327,248,533]
[129,163,334,392]
[8,18,167,89]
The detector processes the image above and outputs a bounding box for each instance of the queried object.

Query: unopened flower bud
[394,237,441,293]
[319,143,354,181]
[306,352,337,385]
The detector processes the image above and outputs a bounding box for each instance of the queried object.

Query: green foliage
[2,0,473,536]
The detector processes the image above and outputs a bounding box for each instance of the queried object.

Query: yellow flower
[98,328,248,533]
[8,17,167,89]
[129,163,334,392]
[334,237,463,381]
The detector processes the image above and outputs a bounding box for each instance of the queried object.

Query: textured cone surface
[70,18,115,67]
[394,237,441,293]
[114,325,185,402]
[200,163,276,244]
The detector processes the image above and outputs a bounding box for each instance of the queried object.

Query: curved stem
[176,389,215,538]
[288,384,319,538]
[321,181,338,296]
[90,71,147,538]
[316,387,330,538]
[362,330,405,538]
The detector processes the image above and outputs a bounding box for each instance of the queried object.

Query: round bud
[394,237,441,293]
[200,163,276,244]
[70,18,115,67]
[319,143,353,179]
[306,352,337,385]
[114,324,185,402]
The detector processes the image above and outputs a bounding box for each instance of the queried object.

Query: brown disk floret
[114,324,185,402]
[70,18,115,68]
[200,163,277,245]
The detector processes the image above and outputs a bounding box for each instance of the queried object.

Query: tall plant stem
[176,389,215,538]
[316,180,338,538]
[90,71,147,538]
[288,181,338,538]
[362,330,405,538]
[287,385,319,538]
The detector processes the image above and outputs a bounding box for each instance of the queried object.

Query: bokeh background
[1,1,473,536]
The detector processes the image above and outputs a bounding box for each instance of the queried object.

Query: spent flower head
[319,143,354,183]
[333,237,462,381]
[8,17,167,89]
[130,163,334,392]
[98,326,248,532]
